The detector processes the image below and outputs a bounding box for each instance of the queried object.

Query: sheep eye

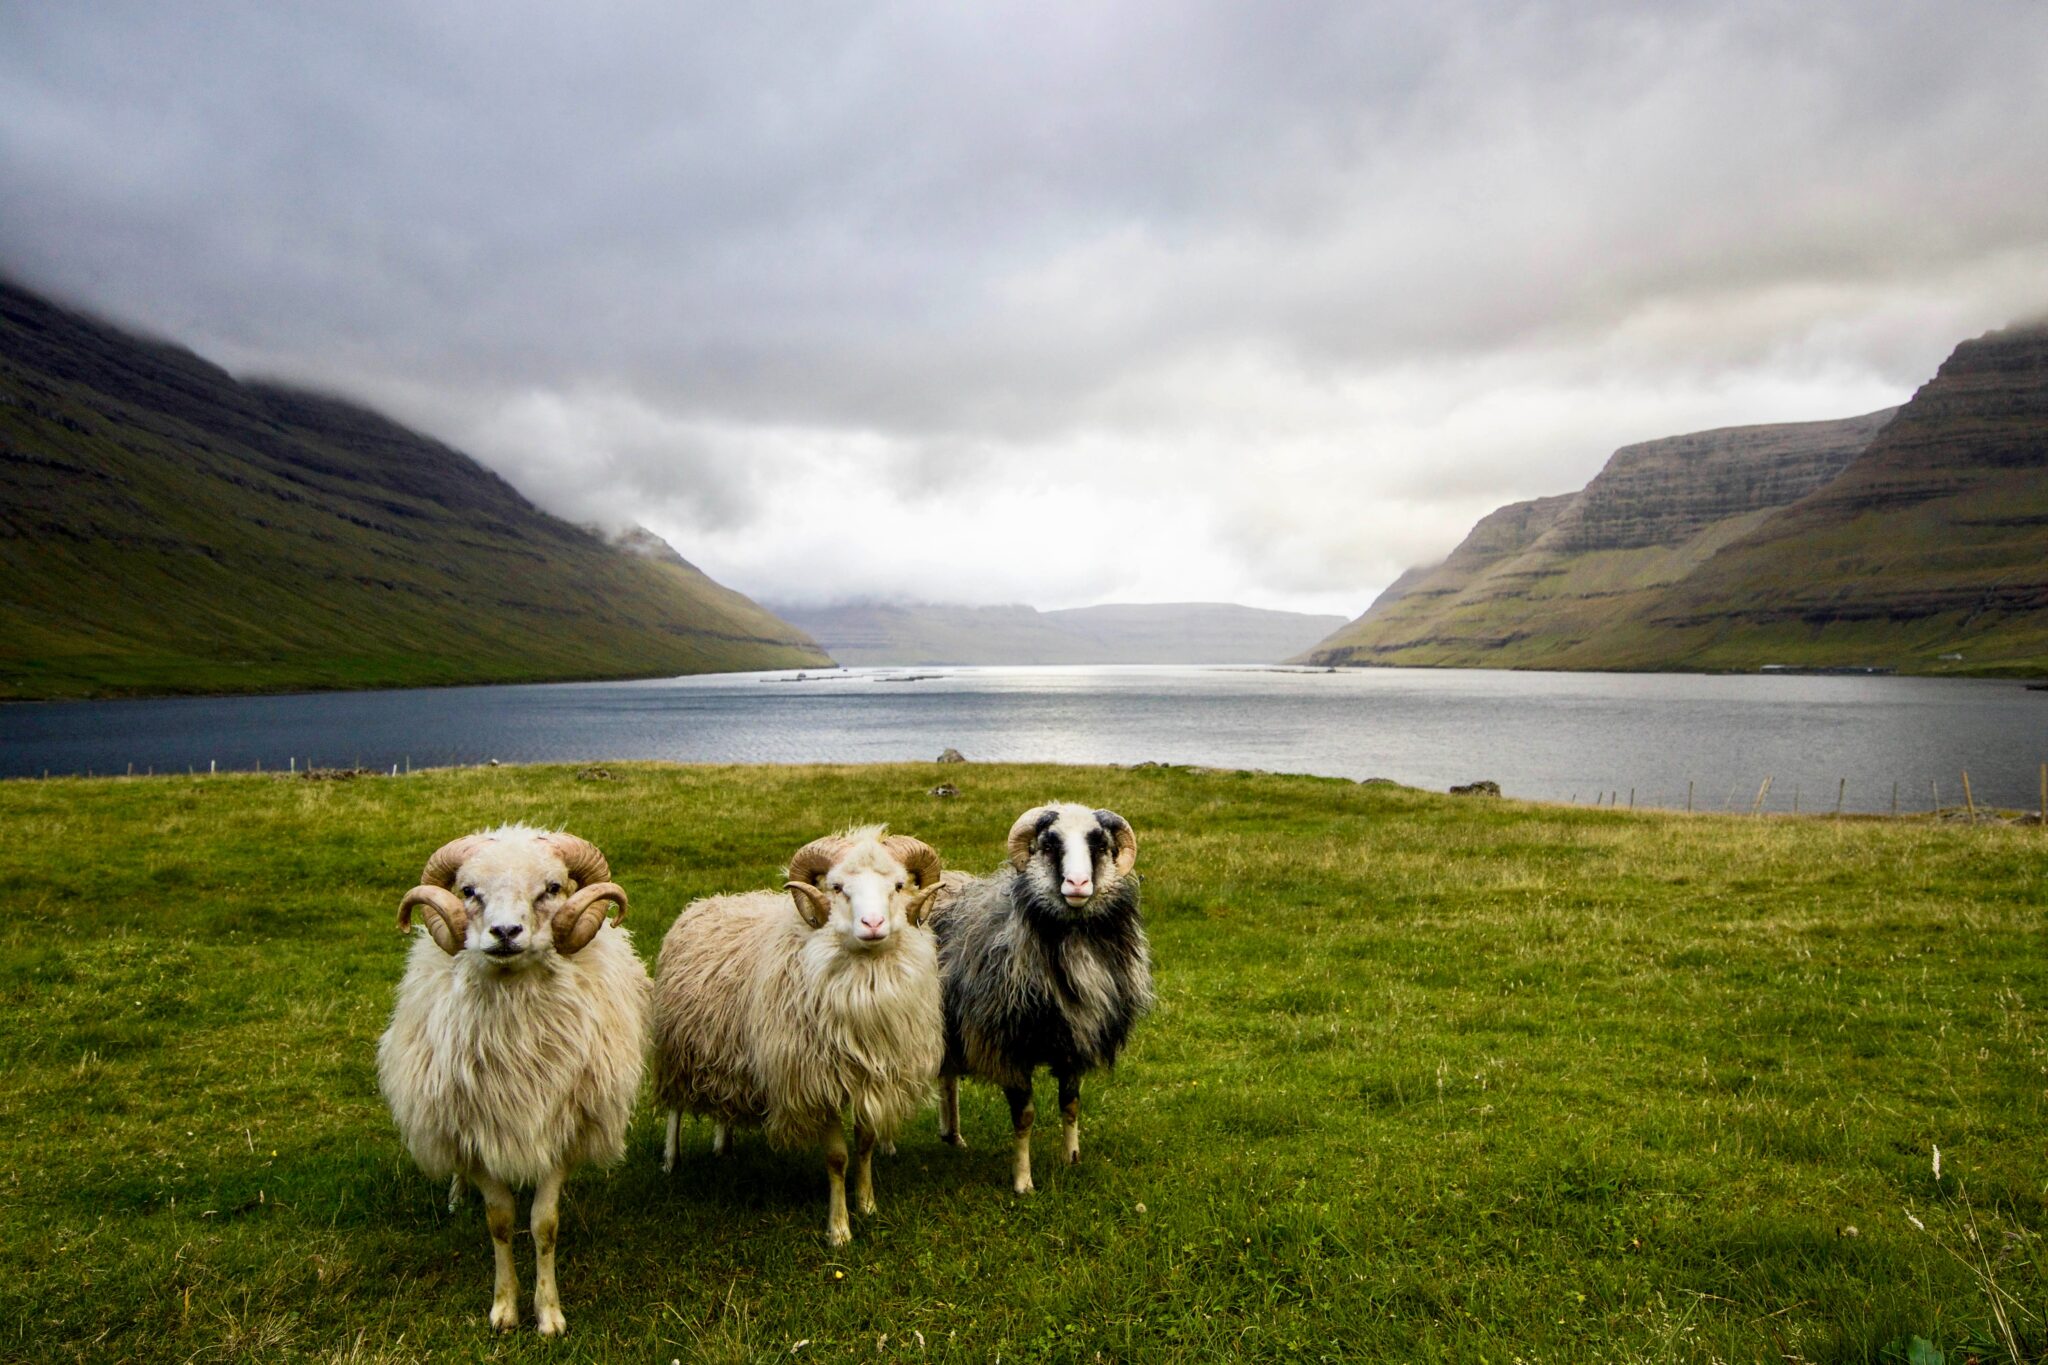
[546,881,562,896]
[895,879,906,891]
[461,885,478,899]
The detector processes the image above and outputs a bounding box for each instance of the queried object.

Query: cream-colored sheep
[653,827,944,1245]
[377,826,648,1337]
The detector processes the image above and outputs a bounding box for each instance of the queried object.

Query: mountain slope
[773,600,1348,665]
[0,279,829,698]
[1299,409,1897,668]
[1602,321,2048,673]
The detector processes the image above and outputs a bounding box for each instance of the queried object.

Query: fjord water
[4,666,2043,814]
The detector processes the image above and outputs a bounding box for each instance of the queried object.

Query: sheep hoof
[1013,1175,1035,1195]
[941,1132,967,1148]
[858,1194,877,1215]
[536,1306,567,1337]
[827,1223,852,1247]
[1066,1149,1081,1166]
[489,1301,520,1332]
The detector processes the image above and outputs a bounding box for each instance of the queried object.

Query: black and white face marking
[1036,807,1112,908]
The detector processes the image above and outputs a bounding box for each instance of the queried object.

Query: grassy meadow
[1,762,2042,1362]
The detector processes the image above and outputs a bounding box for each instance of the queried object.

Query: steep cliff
[1300,410,1895,667]
[1614,321,2048,672]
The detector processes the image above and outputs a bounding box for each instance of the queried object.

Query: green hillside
[1605,321,2048,675]
[1299,411,1896,669]
[0,280,830,698]
[1304,319,2048,676]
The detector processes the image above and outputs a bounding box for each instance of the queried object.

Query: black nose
[490,924,523,944]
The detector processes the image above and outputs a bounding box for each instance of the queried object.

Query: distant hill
[0,279,829,698]
[774,600,1348,665]
[1301,319,2048,676]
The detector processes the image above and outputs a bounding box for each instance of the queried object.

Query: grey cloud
[3,1,2046,612]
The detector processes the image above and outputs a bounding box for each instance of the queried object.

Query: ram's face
[786,837,944,949]
[452,841,571,966]
[822,857,914,947]
[1013,805,1138,911]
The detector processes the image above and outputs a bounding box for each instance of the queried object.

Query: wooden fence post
[1962,770,1976,824]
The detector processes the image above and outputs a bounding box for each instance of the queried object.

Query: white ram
[376,826,648,1336]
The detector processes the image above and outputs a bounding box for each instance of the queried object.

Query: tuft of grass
[0,762,2042,1362]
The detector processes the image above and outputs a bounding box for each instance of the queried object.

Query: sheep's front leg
[475,1173,521,1331]
[712,1120,730,1157]
[852,1119,878,1216]
[823,1125,852,1246]
[447,1171,467,1212]
[938,1073,966,1147]
[530,1167,567,1337]
[1056,1072,1082,1165]
[1006,1083,1035,1194]
[662,1110,680,1173]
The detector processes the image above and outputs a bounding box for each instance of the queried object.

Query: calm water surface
[5,666,2045,814]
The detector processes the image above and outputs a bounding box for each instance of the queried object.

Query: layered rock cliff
[1299,410,1896,667]
[1623,320,2048,672]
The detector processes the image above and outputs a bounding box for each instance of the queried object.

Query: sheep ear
[905,881,944,927]
[785,881,832,928]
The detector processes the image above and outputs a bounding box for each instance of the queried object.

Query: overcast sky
[5,2,2046,616]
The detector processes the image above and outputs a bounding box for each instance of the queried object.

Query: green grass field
[2,763,2042,1362]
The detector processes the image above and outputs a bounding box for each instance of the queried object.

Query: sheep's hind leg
[447,1171,466,1212]
[662,1110,680,1173]
[476,1173,520,1331]
[938,1074,966,1147]
[1006,1083,1035,1194]
[823,1126,852,1246]
[852,1119,878,1216]
[712,1120,730,1157]
[531,1167,567,1337]
[1057,1072,1082,1165]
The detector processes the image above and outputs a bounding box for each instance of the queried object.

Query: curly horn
[398,885,468,955]
[1006,806,1055,871]
[543,832,611,889]
[882,835,943,889]
[1094,809,1138,877]
[420,834,489,889]
[785,836,845,888]
[552,881,627,955]
[783,836,846,929]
